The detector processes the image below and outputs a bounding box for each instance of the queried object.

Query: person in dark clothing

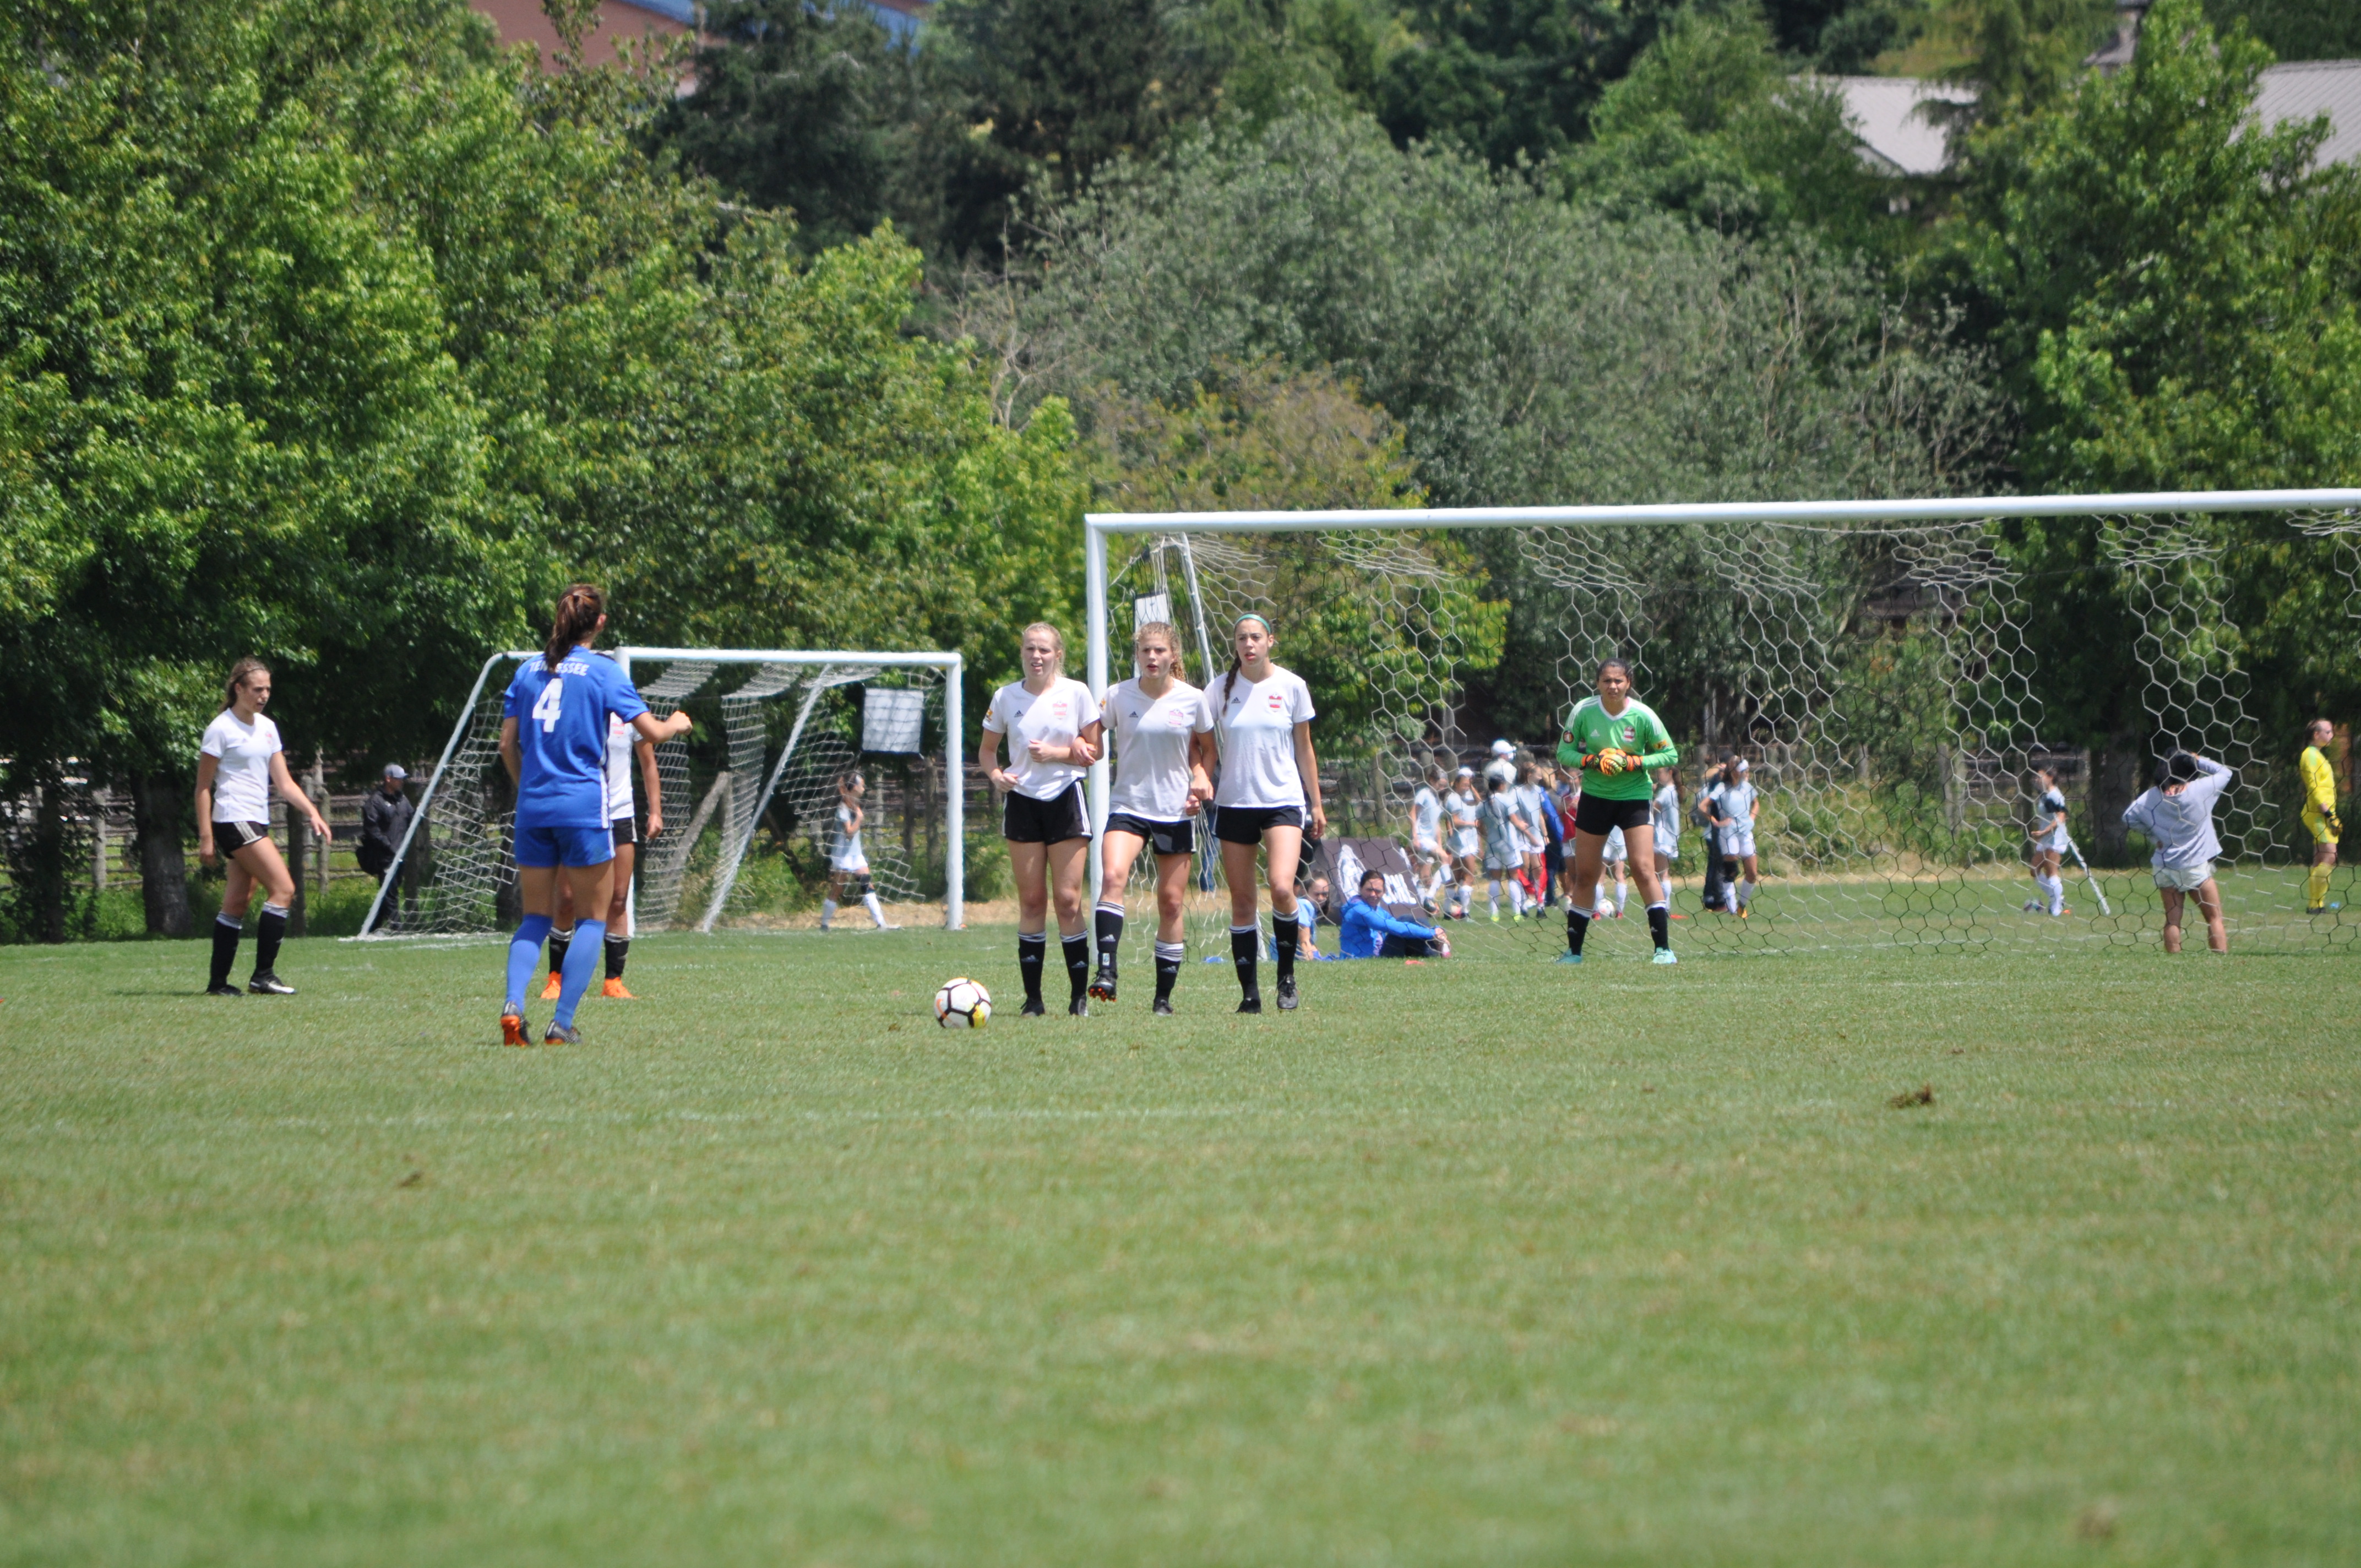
[1695,761,1728,917]
[360,764,417,931]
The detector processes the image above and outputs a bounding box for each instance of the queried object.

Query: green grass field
[4,924,2358,1565]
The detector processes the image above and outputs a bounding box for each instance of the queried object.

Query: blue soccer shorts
[513,823,616,869]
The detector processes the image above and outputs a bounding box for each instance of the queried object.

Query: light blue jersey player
[496,586,692,1047]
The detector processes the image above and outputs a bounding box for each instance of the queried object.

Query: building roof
[2253,60,2361,170]
[1825,77,1975,177]
[1829,59,2361,178]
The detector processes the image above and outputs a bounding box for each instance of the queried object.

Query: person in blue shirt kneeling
[1339,869,1451,960]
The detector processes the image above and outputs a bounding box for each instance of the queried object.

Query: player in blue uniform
[496,585,692,1046]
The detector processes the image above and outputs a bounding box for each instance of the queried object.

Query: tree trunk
[15,778,72,943]
[131,772,193,938]
[2088,743,2145,864]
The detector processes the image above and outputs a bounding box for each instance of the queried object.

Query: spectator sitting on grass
[1339,869,1450,960]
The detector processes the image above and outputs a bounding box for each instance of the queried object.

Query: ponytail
[545,583,606,671]
[221,657,270,712]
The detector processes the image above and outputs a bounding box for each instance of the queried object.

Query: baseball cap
[384,764,408,781]
[1491,739,1514,756]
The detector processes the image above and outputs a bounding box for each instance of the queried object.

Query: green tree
[2200,0,2361,62]
[0,0,527,939]
[1015,109,2003,737]
[1082,358,1502,750]
[649,0,924,253]
[1554,4,1899,257]
[1928,0,2361,764]
[1933,0,2115,119]
[1375,0,1679,165]
[0,0,1092,940]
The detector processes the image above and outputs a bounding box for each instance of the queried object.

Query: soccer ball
[934,977,991,1029]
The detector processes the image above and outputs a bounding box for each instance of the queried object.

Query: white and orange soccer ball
[933,977,991,1029]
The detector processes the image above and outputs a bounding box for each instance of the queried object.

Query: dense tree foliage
[12,0,2361,939]
[2200,0,2361,62]
[649,0,924,252]
[0,0,1080,938]
[1554,5,1896,254]
[1010,109,2003,733]
[1927,0,2361,758]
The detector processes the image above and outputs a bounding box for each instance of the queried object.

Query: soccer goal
[1085,489,2361,957]
[358,648,965,939]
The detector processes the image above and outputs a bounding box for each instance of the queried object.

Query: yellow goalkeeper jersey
[2302,745,2336,813]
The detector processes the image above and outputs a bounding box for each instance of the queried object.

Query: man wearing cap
[359,764,417,930]
[1484,738,1518,790]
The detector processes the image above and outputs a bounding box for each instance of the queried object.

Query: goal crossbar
[359,645,966,937]
[1085,484,2361,700]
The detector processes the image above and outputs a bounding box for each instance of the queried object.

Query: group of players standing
[186,582,2353,1033]
[1406,738,1767,928]
[975,616,1325,1016]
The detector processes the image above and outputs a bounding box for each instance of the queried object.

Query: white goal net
[359,648,964,938]
[1087,492,2361,962]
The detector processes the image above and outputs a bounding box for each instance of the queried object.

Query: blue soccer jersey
[504,651,649,829]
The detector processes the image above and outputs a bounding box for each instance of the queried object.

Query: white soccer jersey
[604,714,635,820]
[1479,792,1524,870]
[1718,780,1759,856]
[1212,667,1315,810]
[199,710,281,823]
[1652,783,1681,858]
[831,803,868,871]
[1412,786,1445,848]
[1484,757,1517,788]
[1448,788,1482,857]
[982,677,1102,802]
[1105,676,1214,822]
[1602,825,1628,863]
[2034,787,2069,851]
[1515,782,1549,852]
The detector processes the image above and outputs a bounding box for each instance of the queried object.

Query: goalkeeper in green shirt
[1555,658,1680,965]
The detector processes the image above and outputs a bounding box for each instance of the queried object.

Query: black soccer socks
[1154,940,1185,1005]
[1018,931,1047,1006]
[1061,933,1091,1005]
[209,912,242,990]
[546,925,572,978]
[1565,906,1591,957]
[605,935,629,979]
[1647,902,1670,951]
[253,903,288,978]
[1094,902,1124,979]
[1274,913,1299,981]
[1230,922,1260,1005]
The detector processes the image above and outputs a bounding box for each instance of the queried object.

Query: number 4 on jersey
[531,677,563,733]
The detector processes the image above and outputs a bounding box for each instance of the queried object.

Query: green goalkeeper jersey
[1557,695,1678,801]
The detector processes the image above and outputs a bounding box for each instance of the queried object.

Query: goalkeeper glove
[2330,813,2344,837]
[1597,748,1630,776]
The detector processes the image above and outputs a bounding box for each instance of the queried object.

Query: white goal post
[360,646,965,938]
[1084,488,2361,954]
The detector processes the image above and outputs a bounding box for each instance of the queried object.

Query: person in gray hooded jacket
[2122,751,2232,953]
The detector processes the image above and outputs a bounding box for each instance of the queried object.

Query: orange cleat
[600,978,635,1000]
[540,972,563,1000]
[501,1014,530,1048]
